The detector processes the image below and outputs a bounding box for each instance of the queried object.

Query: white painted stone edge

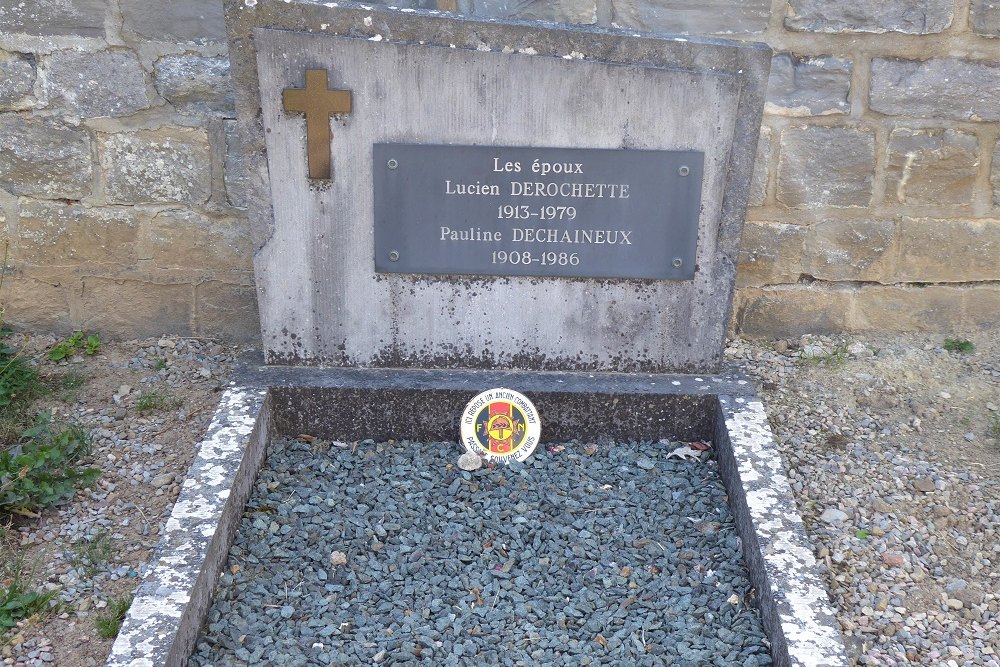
[105,385,268,667]
[719,396,850,667]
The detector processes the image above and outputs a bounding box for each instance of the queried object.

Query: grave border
[105,367,850,667]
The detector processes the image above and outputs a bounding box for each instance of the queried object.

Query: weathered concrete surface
[610,0,771,36]
[43,50,150,118]
[870,58,1000,122]
[227,0,770,373]
[0,116,92,199]
[885,129,979,207]
[784,0,953,34]
[766,54,851,117]
[99,128,211,205]
[748,127,771,207]
[777,126,874,208]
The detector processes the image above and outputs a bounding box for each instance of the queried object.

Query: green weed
[854,529,871,540]
[0,333,44,412]
[47,331,101,362]
[943,338,975,354]
[0,413,99,515]
[0,548,58,636]
[153,357,167,371]
[800,343,849,368]
[94,595,131,639]
[72,530,112,577]
[990,414,1000,440]
[134,391,181,415]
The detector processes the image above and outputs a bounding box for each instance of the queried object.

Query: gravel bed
[189,439,771,666]
[728,334,1000,667]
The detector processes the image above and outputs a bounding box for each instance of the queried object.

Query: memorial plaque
[374,144,704,280]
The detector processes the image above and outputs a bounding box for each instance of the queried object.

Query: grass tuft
[943,338,975,354]
[134,391,181,415]
[94,595,132,640]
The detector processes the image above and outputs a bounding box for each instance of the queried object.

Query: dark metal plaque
[373,144,703,280]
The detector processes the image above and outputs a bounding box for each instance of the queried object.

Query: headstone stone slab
[225,0,770,373]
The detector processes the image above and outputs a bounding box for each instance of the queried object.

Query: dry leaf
[594,634,607,647]
[230,564,241,574]
[297,433,317,442]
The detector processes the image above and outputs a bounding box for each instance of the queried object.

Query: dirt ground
[1,334,239,667]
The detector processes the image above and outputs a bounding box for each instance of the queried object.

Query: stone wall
[0,0,997,342]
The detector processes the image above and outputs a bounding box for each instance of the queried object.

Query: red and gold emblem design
[460,388,541,463]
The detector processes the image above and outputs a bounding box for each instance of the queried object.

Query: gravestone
[226,0,770,373]
[105,4,852,667]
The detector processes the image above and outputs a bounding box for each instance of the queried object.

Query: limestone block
[79,277,193,337]
[992,141,1000,207]
[766,53,851,117]
[871,58,1000,122]
[748,126,770,207]
[43,50,149,119]
[736,287,853,337]
[139,210,252,275]
[736,221,805,287]
[853,285,963,331]
[963,286,1000,329]
[784,0,952,34]
[0,116,92,199]
[804,219,895,282]
[475,0,597,24]
[195,281,260,342]
[100,128,211,205]
[120,0,226,43]
[897,218,999,282]
[16,201,139,270]
[0,52,37,110]
[153,55,234,114]
[885,129,978,207]
[224,120,247,209]
[777,126,874,208]
[970,0,1000,36]
[0,0,106,38]
[0,275,73,332]
[609,0,770,35]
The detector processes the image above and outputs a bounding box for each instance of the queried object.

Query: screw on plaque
[387,159,398,170]
[678,166,690,177]
[672,258,683,268]
[388,250,400,262]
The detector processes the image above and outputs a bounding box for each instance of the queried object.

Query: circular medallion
[460,388,541,463]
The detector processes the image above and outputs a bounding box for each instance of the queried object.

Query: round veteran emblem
[460,388,541,463]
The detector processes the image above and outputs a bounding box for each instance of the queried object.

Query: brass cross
[282,69,352,180]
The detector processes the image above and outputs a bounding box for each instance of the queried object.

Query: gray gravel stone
[820,508,849,524]
[190,439,769,666]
